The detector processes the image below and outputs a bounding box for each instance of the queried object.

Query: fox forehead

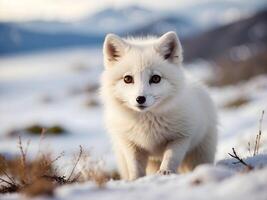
[115,47,165,73]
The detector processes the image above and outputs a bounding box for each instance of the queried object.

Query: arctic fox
[100,31,217,181]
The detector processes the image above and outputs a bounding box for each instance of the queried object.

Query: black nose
[136,96,146,104]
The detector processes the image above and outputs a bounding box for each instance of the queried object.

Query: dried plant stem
[0,178,14,186]
[18,136,28,183]
[228,148,253,170]
[247,142,252,156]
[67,145,83,182]
[49,152,65,166]
[1,134,111,196]
[0,169,16,185]
[253,110,264,156]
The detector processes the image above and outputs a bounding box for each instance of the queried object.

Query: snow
[3,165,267,200]
[55,167,267,200]
[0,48,267,199]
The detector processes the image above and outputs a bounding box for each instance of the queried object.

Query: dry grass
[0,136,68,197]
[21,178,54,197]
[7,124,67,137]
[77,152,120,188]
[86,168,110,188]
[222,96,250,109]
[248,110,265,156]
[0,129,119,197]
[228,110,265,171]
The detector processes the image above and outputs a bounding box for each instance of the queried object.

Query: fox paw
[157,169,173,175]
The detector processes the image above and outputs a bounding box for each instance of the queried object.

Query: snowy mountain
[81,5,157,34]
[182,9,267,62]
[0,23,103,55]
[1,2,267,55]
[5,6,157,36]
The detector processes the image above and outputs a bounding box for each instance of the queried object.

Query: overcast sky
[0,0,217,22]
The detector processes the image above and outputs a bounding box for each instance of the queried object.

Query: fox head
[101,31,185,113]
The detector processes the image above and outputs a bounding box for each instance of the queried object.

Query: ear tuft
[103,34,127,66]
[155,31,183,64]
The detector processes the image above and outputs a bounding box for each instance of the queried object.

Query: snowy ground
[0,48,267,199]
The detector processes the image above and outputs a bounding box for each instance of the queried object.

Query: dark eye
[124,75,134,84]
[150,75,161,84]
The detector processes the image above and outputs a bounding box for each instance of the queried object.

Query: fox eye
[124,75,134,84]
[150,75,161,84]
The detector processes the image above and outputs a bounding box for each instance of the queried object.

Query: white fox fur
[100,31,218,180]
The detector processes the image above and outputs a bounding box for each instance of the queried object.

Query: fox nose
[136,96,146,104]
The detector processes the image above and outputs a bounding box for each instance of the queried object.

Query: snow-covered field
[0,48,266,199]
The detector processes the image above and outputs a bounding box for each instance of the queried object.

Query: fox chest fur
[107,110,191,154]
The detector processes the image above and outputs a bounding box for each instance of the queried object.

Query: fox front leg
[159,137,190,175]
[122,143,148,180]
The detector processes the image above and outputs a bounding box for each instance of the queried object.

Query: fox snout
[136,96,147,110]
[136,96,146,104]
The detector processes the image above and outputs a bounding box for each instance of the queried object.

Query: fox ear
[103,34,128,67]
[155,31,183,64]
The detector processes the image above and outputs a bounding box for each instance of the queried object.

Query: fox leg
[159,137,190,174]
[113,145,129,180]
[114,138,148,180]
[180,129,217,172]
[123,146,148,180]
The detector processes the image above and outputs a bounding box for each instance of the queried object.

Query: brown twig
[18,136,28,184]
[228,148,253,170]
[71,172,82,182]
[38,152,64,176]
[253,134,259,156]
[253,110,264,156]
[49,152,65,166]
[247,142,252,156]
[67,145,83,182]
[0,169,16,186]
[0,177,14,187]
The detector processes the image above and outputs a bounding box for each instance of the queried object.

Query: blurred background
[0,0,267,169]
